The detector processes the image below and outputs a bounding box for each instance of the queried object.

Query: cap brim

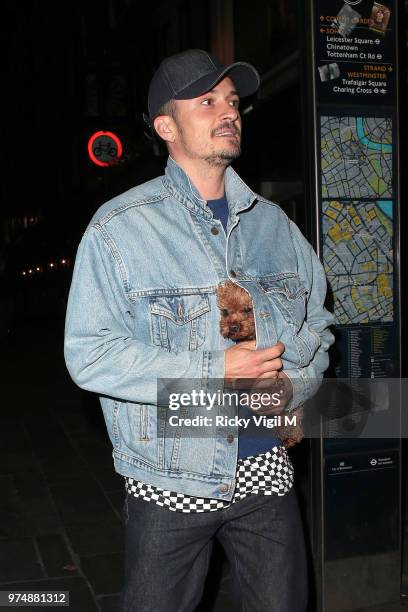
[174,61,260,100]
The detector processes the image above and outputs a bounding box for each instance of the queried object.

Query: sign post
[306,1,401,609]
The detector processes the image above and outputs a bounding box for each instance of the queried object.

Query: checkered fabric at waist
[124,446,294,513]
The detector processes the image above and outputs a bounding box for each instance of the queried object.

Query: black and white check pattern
[125,446,294,513]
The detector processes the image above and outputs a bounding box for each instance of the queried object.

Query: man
[64,49,334,611]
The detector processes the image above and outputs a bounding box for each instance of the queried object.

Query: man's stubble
[176,117,241,168]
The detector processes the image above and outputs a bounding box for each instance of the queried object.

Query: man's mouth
[213,124,240,139]
[214,130,238,138]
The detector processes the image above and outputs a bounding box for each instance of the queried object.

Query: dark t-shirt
[207,196,281,457]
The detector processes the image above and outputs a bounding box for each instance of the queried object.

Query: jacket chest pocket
[258,273,307,330]
[258,273,321,364]
[149,294,210,353]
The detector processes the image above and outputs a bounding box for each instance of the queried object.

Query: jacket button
[211,226,219,235]
[230,270,237,277]
[219,484,229,493]
[227,434,234,443]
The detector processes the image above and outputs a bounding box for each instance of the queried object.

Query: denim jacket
[64,157,334,501]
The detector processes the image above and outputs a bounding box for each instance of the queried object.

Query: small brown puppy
[216,280,303,448]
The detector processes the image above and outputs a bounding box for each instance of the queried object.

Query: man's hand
[247,371,293,415]
[224,340,284,381]
[224,341,293,415]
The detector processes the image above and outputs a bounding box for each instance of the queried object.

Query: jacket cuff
[282,368,311,412]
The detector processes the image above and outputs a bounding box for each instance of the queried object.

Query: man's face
[170,76,242,167]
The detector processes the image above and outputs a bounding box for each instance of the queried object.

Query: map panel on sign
[321,116,392,199]
[322,200,393,325]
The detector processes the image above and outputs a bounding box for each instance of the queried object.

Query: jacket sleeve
[64,224,225,404]
[283,220,335,411]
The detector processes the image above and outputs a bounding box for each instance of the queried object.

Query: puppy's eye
[243,307,253,314]
[221,309,229,316]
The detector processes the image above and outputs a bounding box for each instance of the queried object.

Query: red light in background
[88,131,123,167]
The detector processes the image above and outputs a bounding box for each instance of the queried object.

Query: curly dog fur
[216,280,303,448]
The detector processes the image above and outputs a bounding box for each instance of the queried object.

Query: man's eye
[222,309,229,316]
[201,99,212,106]
[230,99,240,107]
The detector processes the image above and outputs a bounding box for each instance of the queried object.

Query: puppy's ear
[243,294,254,309]
[215,281,231,307]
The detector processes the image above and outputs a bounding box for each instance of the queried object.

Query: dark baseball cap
[147,49,260,122]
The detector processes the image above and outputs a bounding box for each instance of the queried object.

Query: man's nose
[219,101,239,122]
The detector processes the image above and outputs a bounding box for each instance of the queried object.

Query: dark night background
[0,0,308,332]
[0,1,407,611]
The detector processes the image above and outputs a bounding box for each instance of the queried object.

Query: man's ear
[153,116,176,143]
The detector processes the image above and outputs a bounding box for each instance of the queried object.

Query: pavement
[1,313,407,611]
[0,314,236,612]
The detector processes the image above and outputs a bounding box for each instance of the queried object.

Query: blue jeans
[121,489,308,611]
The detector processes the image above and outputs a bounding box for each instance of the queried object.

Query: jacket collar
[162,156,257,220]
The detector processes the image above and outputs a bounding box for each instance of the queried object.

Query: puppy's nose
[230,325,240,333]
